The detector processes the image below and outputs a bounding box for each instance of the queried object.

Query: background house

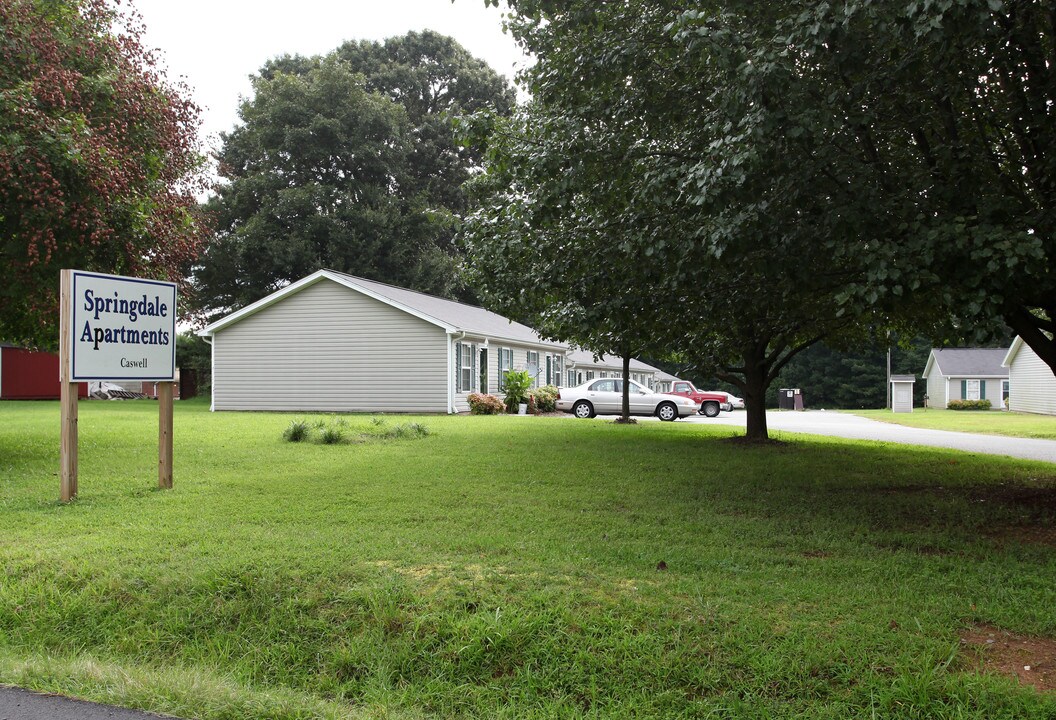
[564,350,660,389]
[922,347,1009,409]
[1002,337,1056,415]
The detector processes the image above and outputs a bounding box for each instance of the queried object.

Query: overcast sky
[131,0,530,151]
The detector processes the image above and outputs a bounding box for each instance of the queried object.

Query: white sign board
[69,270,177,382]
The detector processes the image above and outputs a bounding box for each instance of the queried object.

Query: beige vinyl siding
[945,377,1006,408]
[925,366,947,408]
[454,341,561,412]
[212,279,448,412]
[984,379,1005,408]
[1008,344,1056,415]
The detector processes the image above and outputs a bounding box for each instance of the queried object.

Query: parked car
[557,378,698,421]
[709,391,745,410]
[665,380,730,417]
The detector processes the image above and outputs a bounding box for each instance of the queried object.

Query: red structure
[0,344,89,400]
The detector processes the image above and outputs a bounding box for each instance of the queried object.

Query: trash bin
[778,388,802,410]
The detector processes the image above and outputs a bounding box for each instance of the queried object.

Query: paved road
[682,410,1056,464]
[0,686,180,720]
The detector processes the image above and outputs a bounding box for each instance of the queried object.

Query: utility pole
[886,342,892,409]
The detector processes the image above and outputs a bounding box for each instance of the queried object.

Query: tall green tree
[193,31,514,321]
[0,0,209,349]
[462,108,679,422]
[470,0,1054,436]
[465,1,890,438]
[667,0,1055,370]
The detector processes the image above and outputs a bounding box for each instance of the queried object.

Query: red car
[665,381,731,417]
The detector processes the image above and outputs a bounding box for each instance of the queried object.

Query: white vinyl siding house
[921,348,1009,409]
[452,340,566,411]
[1003,337,1056,415]
[564,350,661,389]
[210,277,448,412]
[204,271,574,413]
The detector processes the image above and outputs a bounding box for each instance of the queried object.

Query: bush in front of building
[947,399,993,411]
[468,392,506,415]
[532,385,560,413]
[502,370,533,412]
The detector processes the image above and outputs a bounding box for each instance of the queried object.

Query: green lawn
[1,399,1055,719]
[845,408,1056,440]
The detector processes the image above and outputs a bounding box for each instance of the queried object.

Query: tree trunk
[743,346,770,441]
[621,354,631,421]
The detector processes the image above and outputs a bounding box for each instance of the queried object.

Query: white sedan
[710,391,745,410]
[557,378,698,421]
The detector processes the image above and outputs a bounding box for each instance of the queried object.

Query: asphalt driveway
[0,686,180,720]
[685,410,1056,464]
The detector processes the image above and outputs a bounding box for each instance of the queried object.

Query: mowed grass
[1,399,1055,719]
[846,408,1056,440]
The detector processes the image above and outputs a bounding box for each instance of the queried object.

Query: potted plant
[502,369,532,415]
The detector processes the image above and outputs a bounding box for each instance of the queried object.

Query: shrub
[282,420,311,442]
[404,422,429,437]
[533,385,559,413]
[948,399,992,411]
[320,426,345,444]
[383,422,430,439]
[503,370,532,412]
[468,392,505,415]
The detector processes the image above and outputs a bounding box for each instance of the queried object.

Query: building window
[553,355,563,387]
[965,379,981,401]
[526,351,540,387]
[586,371,594,381]
[498,347,512,390]
[461,343,473,393]
[567,369,577,387]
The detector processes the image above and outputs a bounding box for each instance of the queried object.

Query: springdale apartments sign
[60,269,178,502]
[69,270,177,382]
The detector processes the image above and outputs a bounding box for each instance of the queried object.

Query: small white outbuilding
[890,375,916,413]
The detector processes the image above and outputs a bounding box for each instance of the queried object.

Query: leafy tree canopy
[0,0,209,349]
[463,1,893,438]
[192,31,515,322]
[466,0,1054,436]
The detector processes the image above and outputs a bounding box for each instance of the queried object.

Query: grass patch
[282,416,430,445]
[845,408,1056,440]
[1,400,1055,718]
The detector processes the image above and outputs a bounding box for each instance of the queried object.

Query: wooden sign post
[59,270,78,502]
[59,269,177,501]
[158,381,173,489]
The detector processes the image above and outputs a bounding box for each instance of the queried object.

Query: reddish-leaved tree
[0,0,209,348]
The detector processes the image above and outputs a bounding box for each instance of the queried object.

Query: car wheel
[573,400,595,419]
[722,403,732,413]
[656,402,678,422]
[702,401,720,418]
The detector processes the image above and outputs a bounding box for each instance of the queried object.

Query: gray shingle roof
[928,348,1010,377]
[565,348,660,373]
[327,271,566,348]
